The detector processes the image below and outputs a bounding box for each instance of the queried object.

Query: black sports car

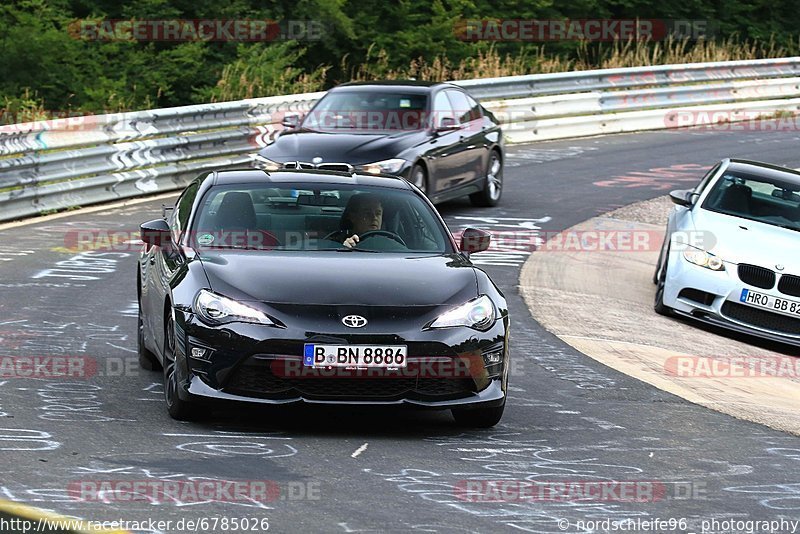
[254,81,505,207]
[138,169,510,426]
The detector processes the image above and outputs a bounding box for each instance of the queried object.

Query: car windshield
[302,91,429,131]
[191,183,452,253]
[702,170,800,231]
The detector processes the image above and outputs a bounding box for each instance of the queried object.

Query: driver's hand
[343,234,359,248]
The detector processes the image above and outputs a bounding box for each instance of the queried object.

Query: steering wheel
[357,230,407,247]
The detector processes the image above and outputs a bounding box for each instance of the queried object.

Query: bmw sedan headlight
[194,290,276,326]
[683,247,725,271]
[252,154,282,171]
[359,158,407,175]
[428,295,496,331]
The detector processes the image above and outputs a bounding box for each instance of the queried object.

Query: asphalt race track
[2,126,800,533]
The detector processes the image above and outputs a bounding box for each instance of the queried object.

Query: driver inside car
[333,193,384,248]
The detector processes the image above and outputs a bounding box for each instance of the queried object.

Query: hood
[197,251,478,306]
[258,128,426,165]
[691,209,800,271]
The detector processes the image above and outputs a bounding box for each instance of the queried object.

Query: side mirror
[436,116,459,133]
[282,114,300,129]
[141,219,172,248]
[669,189,695,207]
[460,228,491,253]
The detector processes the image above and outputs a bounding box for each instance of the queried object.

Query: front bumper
[663,254,800,347]
[173,310,509,409]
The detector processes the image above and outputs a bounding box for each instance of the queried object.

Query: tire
[163,315,200,421]
[470,150,503,207]
[138,302,162,371]
[653,242,665,285]
[410,163,428,196]
[654,246,672,316]
[452,402,505,428]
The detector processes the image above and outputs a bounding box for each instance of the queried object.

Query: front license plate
[740,288,800,317]
[303,344,407,368]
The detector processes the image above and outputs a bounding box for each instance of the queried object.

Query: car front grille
[721,301,800,335]
[778,274,800,298]
[224,358,477,401]
[737,264,776,289]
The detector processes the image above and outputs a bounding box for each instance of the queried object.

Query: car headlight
[359,158,407,175]
[683,248,725,271]
[252,154,282,171]
[194,289,276,326]
[428,295,496,331]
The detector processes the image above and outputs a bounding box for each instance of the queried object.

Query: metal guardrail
[1,57,799,222]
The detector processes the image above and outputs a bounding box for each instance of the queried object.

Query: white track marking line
[351,443,368,458]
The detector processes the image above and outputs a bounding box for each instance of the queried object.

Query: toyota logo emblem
[342,315,368,328]
[312,156,323,165]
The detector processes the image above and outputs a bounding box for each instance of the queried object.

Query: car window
[170,182,199,239]
[192,183,452,253]
[702,170,800,230]
[432,91,456,128]
[465,94,483,122]
[445,90,473,125]
[302,91,428,131]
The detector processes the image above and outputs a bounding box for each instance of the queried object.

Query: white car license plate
[303,344,407,368]
[740,288,800,317]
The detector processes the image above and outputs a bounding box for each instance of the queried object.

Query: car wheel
[138,302,162,371]
[452,401,505,428]
[653,237,667,285]
[654,246,672,316]
[163,316,199,420]
[410,163,428,196]
[470,150,503,207]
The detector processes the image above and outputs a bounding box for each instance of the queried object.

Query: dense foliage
[1,0,797,118]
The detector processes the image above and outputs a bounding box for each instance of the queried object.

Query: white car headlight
[429,295,496,331]
[359,158,407,175]
[194,290,276,326]
[683,248,725,271]
[252,154,282,171]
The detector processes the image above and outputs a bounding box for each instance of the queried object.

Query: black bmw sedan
[138,169,510,426]
[254,81,505,207]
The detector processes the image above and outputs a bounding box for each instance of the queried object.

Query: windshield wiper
[778,224,800,232]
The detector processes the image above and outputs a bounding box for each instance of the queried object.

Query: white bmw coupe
[654,159,800,347]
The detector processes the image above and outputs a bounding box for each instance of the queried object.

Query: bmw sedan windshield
[190,183,452,253]
[702,170,800,231]
[302,91,429,131]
